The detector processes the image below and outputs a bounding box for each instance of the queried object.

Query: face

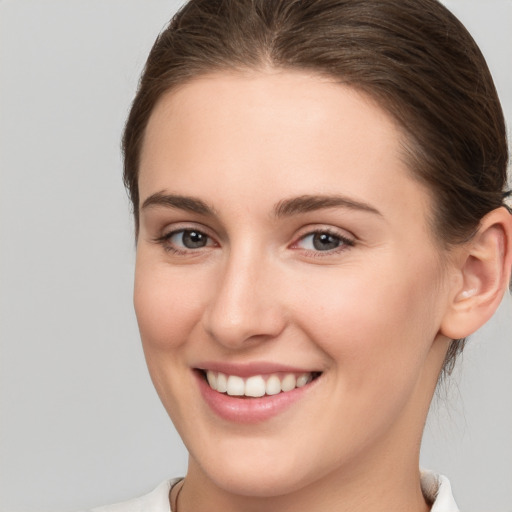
[135,71,452,497]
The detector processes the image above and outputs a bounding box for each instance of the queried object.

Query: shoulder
[83,479,181,512]
[421,469,459,512]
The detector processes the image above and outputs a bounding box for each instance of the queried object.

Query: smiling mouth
[199,370,322,398]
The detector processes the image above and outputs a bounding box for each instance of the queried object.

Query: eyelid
[155,220,216,239]
[290,226,356,253]
[151,222,355,255]
[152,223,219,253]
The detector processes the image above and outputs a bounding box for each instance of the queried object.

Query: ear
[440,207,512,340]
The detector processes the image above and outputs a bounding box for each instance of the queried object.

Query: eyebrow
[140,191,382,218]
[141,192,216,216]
[274,194,382,218]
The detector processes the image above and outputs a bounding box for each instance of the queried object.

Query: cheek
[133,258,207,354]
[295,267,443,448]
[133,258,209,422]
[296,256,442,389]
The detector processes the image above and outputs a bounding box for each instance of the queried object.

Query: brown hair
[122,0,510,373]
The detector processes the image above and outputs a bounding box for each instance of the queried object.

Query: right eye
[169,229,210,249]
[155,228,216,254]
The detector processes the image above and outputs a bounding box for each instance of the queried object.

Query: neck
[178,447,430,512]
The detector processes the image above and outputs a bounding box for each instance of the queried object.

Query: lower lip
[195,371,318,424]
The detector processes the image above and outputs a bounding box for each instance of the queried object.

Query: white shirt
[89,471,459,512]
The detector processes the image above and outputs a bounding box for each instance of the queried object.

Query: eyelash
[153,227,355,256]
[291,228,355,257]
[153,228,216,255]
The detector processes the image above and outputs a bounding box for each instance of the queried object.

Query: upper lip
[195,361,320,378]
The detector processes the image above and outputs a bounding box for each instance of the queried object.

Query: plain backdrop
[0,1,511,511]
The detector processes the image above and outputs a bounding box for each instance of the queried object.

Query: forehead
[139,70,432,231]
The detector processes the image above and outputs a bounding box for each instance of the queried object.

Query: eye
[169,229,210,249]
[294,230,354,252]
[154,228,216,254]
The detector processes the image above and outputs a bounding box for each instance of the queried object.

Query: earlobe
[440,207,512,340]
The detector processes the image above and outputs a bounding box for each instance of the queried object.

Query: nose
[202,247,286,349]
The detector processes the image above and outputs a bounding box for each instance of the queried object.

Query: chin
[209,463,315,498]
[188,439,330,499]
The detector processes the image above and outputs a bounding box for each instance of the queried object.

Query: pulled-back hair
[123,0,510,373]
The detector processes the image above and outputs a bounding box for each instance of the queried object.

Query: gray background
[0,1,511,511]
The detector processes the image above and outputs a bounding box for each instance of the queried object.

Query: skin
[134,70,461,512]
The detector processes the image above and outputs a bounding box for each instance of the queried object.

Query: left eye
[168,229,211,249]
[296,231,352,251]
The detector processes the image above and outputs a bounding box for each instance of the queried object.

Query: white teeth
[206,370,217,389]
[296,374,310,387]
[245,376,266,397]
[281,374,296,392]
[216,372,228,393]
[205,371,316,396]
[265,375,281,395]
[226,375,245,396]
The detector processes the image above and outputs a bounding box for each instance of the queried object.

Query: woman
[96,0,512,510]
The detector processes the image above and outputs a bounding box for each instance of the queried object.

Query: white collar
[421,469,460,512]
